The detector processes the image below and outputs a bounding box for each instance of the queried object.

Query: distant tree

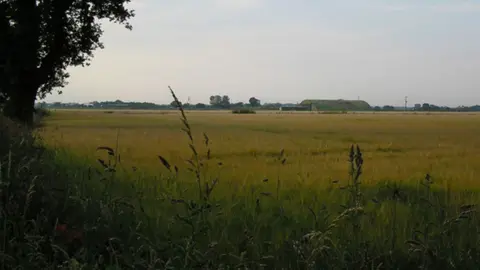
[382,105,395,111]
[170,100,181,108]
[261,102,282,110]
[373,106,382,111]
[470,105,480,111]
[195,103,207,109]
[232,102,244,108]
[249,97,261,107]
[422,103,430,111]
[0,0,134,124]
[35,101,47,108]
[414,104,422,111]
[221,95,231,108]
[209,95,222,107]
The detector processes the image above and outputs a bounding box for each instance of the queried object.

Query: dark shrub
[232,109,256,114]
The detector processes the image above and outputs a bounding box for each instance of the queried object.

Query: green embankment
[301,99,372,111]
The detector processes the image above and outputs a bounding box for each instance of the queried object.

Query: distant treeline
[35,99,297,111]
[374,103,480,112]
[36,99,480,112]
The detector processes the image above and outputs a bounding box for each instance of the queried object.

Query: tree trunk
[2,0,40,125]
[2,78,38,126]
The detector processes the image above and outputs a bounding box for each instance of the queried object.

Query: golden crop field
[41,109,480,190]
[30,109,480,268]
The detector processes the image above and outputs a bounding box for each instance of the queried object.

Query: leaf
[157,155,171,171]
[181,118,190,129]
[203,132,210,146]
[97,159,108,168]
[460,204,476,211]
[186,160,195,168]
[105,167,116,173]
[96,146,115,156]
[189,144,198,156]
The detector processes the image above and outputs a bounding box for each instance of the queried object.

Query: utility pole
[404,96,408,111]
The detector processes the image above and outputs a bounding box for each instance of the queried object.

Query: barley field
[38,109,480,268]
[42,109,480,189]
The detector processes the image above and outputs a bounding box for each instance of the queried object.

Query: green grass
[3,104,480,268]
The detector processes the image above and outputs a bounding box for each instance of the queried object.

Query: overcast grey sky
[45,0,480,107]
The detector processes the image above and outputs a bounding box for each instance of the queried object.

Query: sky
[45,0,480,107]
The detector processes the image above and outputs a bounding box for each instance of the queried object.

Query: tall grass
[1,89,480,269]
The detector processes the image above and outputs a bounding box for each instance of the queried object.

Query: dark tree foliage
[249,97,260,107]
[209,95,231,108]
[195,103,206,109]
[170,100,181,108]
[382,105,394,111]
[0,0,134,124]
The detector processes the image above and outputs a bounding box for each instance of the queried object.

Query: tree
[170,100,181,108]
[382,105,394,111]
[0,0,134,124]
[195,103,206,109]
[209,95,222,107]
[0,2,15,105]
[261,102,281,110]
[422,103,430,111]
[221,95,230,108]
[232,102,244,108]
[249,97,260,107]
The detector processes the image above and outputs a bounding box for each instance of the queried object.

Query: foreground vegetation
[2,104,480,268]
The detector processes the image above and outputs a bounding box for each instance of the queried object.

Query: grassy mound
[301,99,372,111]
